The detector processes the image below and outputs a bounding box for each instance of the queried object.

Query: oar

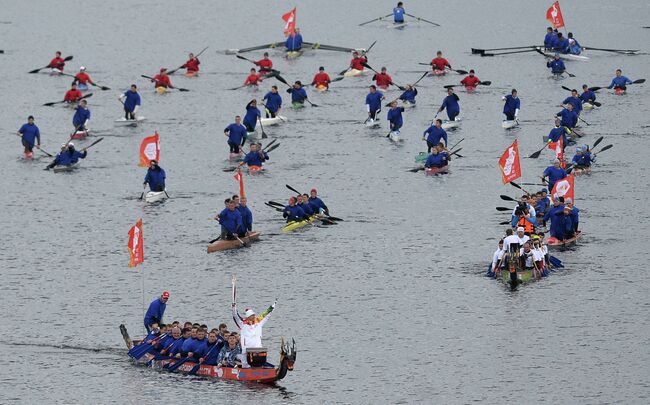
[88,81,111,91]
[359,14,392,26]
[592,144,613,155]
[141,75,190,91]
[258,117,268,139]
[578,116,590,126]
[139,184,146,200]
[583,47,639,54]
[168,46,209,74]
[361,62,405,90]
[28,55,73,73]
[167,357,192,372]
[499,220,511,225]
[420,64,468,75]
[412,71,429,86]
[128,333,167,359]
[590,136,604,150]
[509,181,532,195]
[496,207,513,211]
[266,143,280,153]
[189,342,220,375]
[500,194,518,202]
[480,49,538,57]
[404,13,440,26]
[286,184,301,195]
[528,143,550,159]
[265,202,283,212]
[235,54,258,65]
[448,138,465,151]
[81,137,104,151]
[471,45,538,54]
[44,92,93,107]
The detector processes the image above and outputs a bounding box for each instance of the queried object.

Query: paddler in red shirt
[460,69,481,88]
[181,52,200,73]
[48,51,66,71]
[244,68,263,87]
[151,68,172,88]
[73,66,95,87]
[311,66,331,89]
[372,67,393,89]
[254,52,273,75]
[430,50,452,72]
[64,83,83,103]
[349,51,368,71]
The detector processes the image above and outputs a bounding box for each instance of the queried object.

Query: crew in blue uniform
[423,119,448,152]
[285,28,303,52]
[241,143,269,168]
[283,196,308,222]
[365,85,385,122]
[393,2,405,23]
[562,89,583,116]
[554,32,569,53]
[262,86,283,118]
[502,89,520,121]
[424,143,449,168]
[556,103,578,129]
[218,199,244,239]
[542,159,567,192]
[243,99,261,132]
[399,85,417,104]
[46,142,87,169]
[224,116,247,154]
[580,85,597,105]
[547,119,572,146]
[607,69,633,90]
[119,84,141,120]
[286,81,308,106]
[144,159,166,192]
[298,194,315,216]
[144,292,169,333]
[237,196,253,236]
[309,189,329,215]
[572,145,595,168]
[17,115,41,156]
[547,54,566,74]
[72,99,91,130]
[567,33,582,55]
[544,27,558,49]
[437,87,460,121]
[386,101,405,134]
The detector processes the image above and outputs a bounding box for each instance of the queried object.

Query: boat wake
[6,341,124,355]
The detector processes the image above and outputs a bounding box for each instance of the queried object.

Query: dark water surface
[1,1,649,403]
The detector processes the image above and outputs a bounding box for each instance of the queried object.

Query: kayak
[441,119,460,130]
[286,50,303,59]
[428,69,446,77]
[291,101,305,109]
[365,118,380,128]
[144,190,168,203]
[229,151,243,161]
[343,69,366,78]
[425,165,449,176]
[247,165,264,174]
[582,102,594,110]
[155,86,168,94]
[71,129,89,140]
[115,116,146,126]
[315,84,328,92]
[49,68,63,76]
[464,85,477,93]
[502,120,519,130]
[401,101,416,109]
[282,216,317,233]
[547,231,582,248]
[78,83,89,91]
[52,161,80,173]
[614,88,626,95]
[572,166,592,176]
[185,71,199,78]
[207,231,261,253]
[259,116,287,127]
[388,130,401,142]
[23,151,34,160]
[537,48,589,61]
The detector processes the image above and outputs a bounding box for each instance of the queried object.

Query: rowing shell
[441,119,460,130]
[207,231,261,253]
[343,69,367,78]
[502,120,519,130]
[52,161,80,173]
[115,116,146,127]
[547,231,582,248]
[538,49,589,61]
[145,190,168,203]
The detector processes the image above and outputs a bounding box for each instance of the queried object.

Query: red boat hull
[425,165,449,176]
[547,231,582,248]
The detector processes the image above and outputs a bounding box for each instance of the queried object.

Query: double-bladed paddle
[274,73,319,107]
[361,62,406,90]
[28,55,73,73]
[167,46,209,75]
[560,86,602,107]
[417,63,468,75]
[44,92,93,107]
[471,45,538,54]
[141,75,190,91]
[444,81,491,89]
[480,49,539,57]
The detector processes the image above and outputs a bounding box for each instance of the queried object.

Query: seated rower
[607,69,633,91]
[535,189,551,217]
[151,68,172,89]
[554,32,569,53]
[519,242,544,273]
[217,199,244,240]
[580,84,597,106]
[198,331,222,365]
[286,81,308,106]
[73,66,95,88]
[566,33,582,55]
[46,142,87,170]
[144,159,166,192]
[254,52,273,75]
[460,69,481,88]
[183,328,207,360]
[562,89,583,116]
[311,66,331,89]
[181,52,201,74]
[72,99,91,131]
[542,159,567,192]
[430,50,452,72]
[514,226,530,246]
[159,327,183,356]
[64,83,83,104]
[424,143,449,168]
[487,239,505,278]
[171,328,191,357]
[556,103,578,130]
[565,198,580,233]
[372,67,393,90]
[544,27,558,50]
[571,145,595,169]
[298,194,315,217]
[285,28,303,52]
[393,2,405,23]
[349,51,368,72]
[243,99,261,133]
[283,196,308,222]
[241,143,269,168]
[547,118,572,146]
[399,84,417,105]
[237,196,253,237]
[217,333,243,368]
[546,54,566,75]
[309,189,329,215]
[244,68,263,88]
[502,228,520,253]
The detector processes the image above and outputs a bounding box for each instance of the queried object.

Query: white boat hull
[365,118,380,128]
[343,69,367,78]
[115,116,146,126]
[582,102,594,110]
[502,120,519,129]
[145,190,168,203]
[441,119,460,130]
[539,49,589,61]
[388,131,401,142]
[259,116,287,127]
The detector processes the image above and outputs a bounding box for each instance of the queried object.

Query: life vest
[518,216,535,235]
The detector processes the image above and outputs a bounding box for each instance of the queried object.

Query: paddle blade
[496,207,512,211]
[592,136,604,148]
[408,167,425,173]
[500,194,516,202]
[455,69,468,75]
[528,146,545,159]
[471,48,485,54]
[597,144,613,153]
[177,88,190,92]
[478,81,491,86]
[633,79,645,84]
[43,102,57,106]
[274,74,289,86]
[588,86,602,92]
[100,86,111,90]
[64,55,73,61]
[561,86,572,92]
[509,181,523,190]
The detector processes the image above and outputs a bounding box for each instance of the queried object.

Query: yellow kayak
[282,216,317,233]
[155,86,167,94]
[286,50,303,59]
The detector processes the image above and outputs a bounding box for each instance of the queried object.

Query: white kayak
[365,118,380,128]
[52,161,80,173]
[441,119,460,130]
[538,48,589,61]
[502,120,519,129]
[115,116,146,126]
[388,131,401,142]
[343,69,367,78]
[259,116,287,127]
[401,101,416,109]
[583,102,594,111]
[145,190,168,203]
[48,68,63,76]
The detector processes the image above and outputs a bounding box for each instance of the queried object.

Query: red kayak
[614,87,626,95]
[425,165,449,176]
[429,69,446,77]
[70,130,88,140]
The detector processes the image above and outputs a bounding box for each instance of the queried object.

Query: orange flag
[282,7,297,35]
[551,174,574,202]
[498,140,522,184]
[234,169,245,198]
[139,132,160,167]
[546,1,565,29]
[128,219,144,267]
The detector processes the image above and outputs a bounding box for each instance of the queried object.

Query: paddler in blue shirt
[423,119,448,152]
[286,81,308,106]
[399,84,417,104]
[283,196,308,222]
[580,84,597,105]
[241,142,269,168]
[237,196,253,236]
[309,189,329,215]
[424,143,449,168]
[17,115,41,158]
[547,54,566,74]
[144,292,169,333]
[542,159,567,192]
[393,2,405,23]
[143,159,166,192]
[502,89,520,121]
[285,28,303,52]
[556,103,578,129]
[224,116,247,154]
[547,118,572,146]
[567,33,582,55]
[183,328,207,360]
[72,99,91,131]
[262,86,283,118]
[554,32,569,53]
[562,89,583,116]
[544,27,557,49]
[218,199,244,239]
[243,99,261,132]
[386,101,405,134]
[437,87,460,121]
[298,194,315,217]
[46,142,87,169]
[607,69,633,90]
[119,84,141,120]
[571,145,595,168]
[365,85,385,122]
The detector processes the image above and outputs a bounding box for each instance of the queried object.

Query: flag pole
[142,265,145,336]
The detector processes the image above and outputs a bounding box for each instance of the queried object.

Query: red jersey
[75,72,93,85]
[312,72,331,87]
[183,58,200,72]
[431,57,450,71]
[64,89,83,102]
[350,56,367,71]
[49,57,65,71]
[244,73,262,86]
[460,75,481,87]
[373,73,393,88]
[152,74,172,88]
[254,59,273,73]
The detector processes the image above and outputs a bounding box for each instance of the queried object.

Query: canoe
[185,71,199,78]
[207,231,261,252]
[547,230,582,248]
[115,116,146,127]
[282,216,317,233]
[428,69,446,77]
[52,161,80,173]
[78,83,89,92]
[537,49,589,61]
[572,166,592,176]
[582,102,594,110]
[229,151,243,161]
[71,129,89,140]
[286,50,303,59]
[388,130,401,142]
[614,88,626,95]
[401,101,416,109]
[259,116,287,127]
[441,119,460,130]
[502,120,519,130]
[365,118,380,128]
[343,69,366,78]
[425,165,449,176]
[291,101,305,109]
[145,190,168,203]
[155,86,168,94]
[120,324,296,384]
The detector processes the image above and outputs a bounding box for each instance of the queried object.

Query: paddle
[87,81,111,91]
[167,357,192,372]
[517,183,545,186]
[590,136,604,150]
[583,47,639,54]
[128,333,167,360]
[265,202,283,212]
[28,55,73,73]
[480,48,538,57]
[274,73,319,107]
[38,148,54,157]
[358,14,392,26]
[496,206,513,212]
[208,236,221,244]
[528,142,550,159]
[81,137,104,151]
[257,117,268,139]
[509,181,532,196]
[500,194,518,202]
[471,45,538,54]
[361,62,406,90]
[139,184,146,200]
[188,342,220,375]
[592,144,613,155]
[168,46,209,75]
[445,81,491,89]
[44,92,93,107]
[499,220,511,225]
[141,75,190,91]
[578,116,590,126]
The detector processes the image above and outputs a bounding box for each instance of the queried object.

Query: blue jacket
[309,197,328,214]
[572,153,594,167]
[201,340,224,364]
[424,152,448,168]
[287,87,308,103]
[122,90,141,112]
[243,105,261,130]
[535,197,551,216]
[393,6,405,22]
[54,149,86,166]
[547,59,566,74]
[243,150,268,167]
[580,90,596,103]
[181,337,197,354]
[503,95,520,114]
[73,107,91,127]
[556,108,578,128]
[156,334,174,351]
[283,204,307,222]
[225,123,247,146]
[546,209,572,239]
[568,39,582,55]
[387,107,404,130]
[424,125,448,146]
[548,126,569,144]
[299,202,314,216]
[169,338,185,355]
[263,92,283,112]
[188,338,208,358]
[365,91,384,112]
[562,96,582,115]
[399,88,417,103]
[569,206,579,231]
[543,166,567,190]
[555,38,569,53]
[144,298,166,327]
[238,205,253,231]
[608,76,633,89]
[219,208,243,234]
[285,34,303,51]
[18,123,41,147]
[544,33,557,48]
[144,166,166,191]
[440,94,460,115]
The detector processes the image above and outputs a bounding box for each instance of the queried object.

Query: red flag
[548,137,565,166]
[234,170,245,198]
[498,140,522,184]
[546,1,565,29]
[282,7,297,35]
[138,132,160,167]
[128,219,144,267]
[551,174,574,202]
